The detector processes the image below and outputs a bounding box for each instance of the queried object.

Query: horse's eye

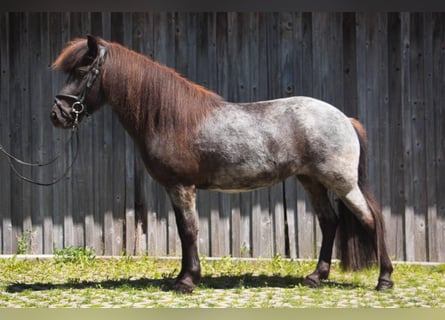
[76,69,88,77]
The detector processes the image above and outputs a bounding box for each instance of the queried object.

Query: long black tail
[335,118,385,271]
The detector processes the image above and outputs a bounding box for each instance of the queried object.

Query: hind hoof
[302,276,321,288]
[375,278,394,291]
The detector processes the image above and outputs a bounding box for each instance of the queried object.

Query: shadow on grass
[6,274,359,293]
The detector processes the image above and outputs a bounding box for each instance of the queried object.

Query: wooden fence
[0,12,444,262]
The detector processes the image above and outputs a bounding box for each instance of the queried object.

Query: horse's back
[193,96,360,192]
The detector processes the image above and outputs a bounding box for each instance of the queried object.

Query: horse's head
[50,35,107,129]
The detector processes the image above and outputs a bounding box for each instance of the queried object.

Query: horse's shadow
[5,274,359,293]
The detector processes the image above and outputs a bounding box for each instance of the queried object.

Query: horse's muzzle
[50,101,73,129]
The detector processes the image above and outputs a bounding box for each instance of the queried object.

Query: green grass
[0,253,444,307]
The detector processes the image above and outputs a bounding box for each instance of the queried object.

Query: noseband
[55,45,107,128]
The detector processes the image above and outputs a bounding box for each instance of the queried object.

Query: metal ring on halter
[72,101,85,115]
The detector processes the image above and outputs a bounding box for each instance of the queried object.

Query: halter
[0,45,107,187]
[54,44,107,129]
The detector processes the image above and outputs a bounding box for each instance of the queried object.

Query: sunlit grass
[0,253,444,307]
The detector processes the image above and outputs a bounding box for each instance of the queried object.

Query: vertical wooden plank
[401,12,415,261]
[375,14,392,262]
[8,12,28,254]
[90,12,105,254]
[311,12,327,258]
[109,12,126,255]
[49,12,68,252]
[20,14,33,251]
[342,13,358,118]
[222,12,243,257]
[101,12,115,255]
[28,12,52,254]
[151,12,175,256]
[69,12,91,249]
[422,13,437,262]
[357,13,381,198]
[269,12,293,257]
[254,12,274,258]
[193,13,215,257]
[292,12,315,259]
[40,13,55,254]
[131,12,147,255]
[194,13,212,257]
[206,13,218,255]
[409,13,428,261]
[28,12,41,254]
[144,18,162,258]
[338,12,358,260]
[214,15,232,258]
[432,13,445,262]
[281,13,303,258]
[387,12,406,261]
[121,12,136,256]
[0,12,12,254]
[226,12,253,257]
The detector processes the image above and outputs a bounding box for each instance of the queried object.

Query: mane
[52,38,98,72]
[53,38,223,145]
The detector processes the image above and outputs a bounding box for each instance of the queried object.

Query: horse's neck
[102,58,153,137]
[103,48,223,148]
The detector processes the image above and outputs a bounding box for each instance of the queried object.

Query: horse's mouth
[50,105,74,129]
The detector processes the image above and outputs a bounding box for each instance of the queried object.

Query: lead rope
[0,126,80,187]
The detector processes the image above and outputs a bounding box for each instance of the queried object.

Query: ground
[0,253,444,307]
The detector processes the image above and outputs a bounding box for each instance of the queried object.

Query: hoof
[375,278,394,291]
[174,281,195,294]
[174,276,197,294]
[302,276,321,288]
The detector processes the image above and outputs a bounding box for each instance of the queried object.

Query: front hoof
[174,277,197,294]
[302,276,321,288]
[375,278,394,291]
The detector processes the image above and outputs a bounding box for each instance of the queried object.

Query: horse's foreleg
[298,176,338,288]
[166,185,201,293]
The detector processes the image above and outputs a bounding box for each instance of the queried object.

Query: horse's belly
[196,159,299,192]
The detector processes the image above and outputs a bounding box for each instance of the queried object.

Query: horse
[50,34,394,293]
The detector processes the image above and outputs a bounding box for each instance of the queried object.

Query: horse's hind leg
[298,175,338,288]
[339,185,394,290]
[166,185,201,293]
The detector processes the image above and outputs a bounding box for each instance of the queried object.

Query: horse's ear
[87,34,99,59]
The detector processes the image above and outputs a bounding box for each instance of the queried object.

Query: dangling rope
[0,127,80,186]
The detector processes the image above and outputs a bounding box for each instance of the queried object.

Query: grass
[0,252,444,307]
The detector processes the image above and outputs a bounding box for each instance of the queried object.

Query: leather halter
[54,45,107,128]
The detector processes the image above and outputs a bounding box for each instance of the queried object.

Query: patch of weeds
[16,229,34,254]
[54,246,96,265]
[433,264,445,273]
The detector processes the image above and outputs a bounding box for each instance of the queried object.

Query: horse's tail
[335,118,384,271]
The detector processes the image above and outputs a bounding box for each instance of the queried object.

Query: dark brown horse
[50,35,394,293]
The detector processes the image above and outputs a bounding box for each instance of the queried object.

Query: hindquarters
[300,114,393,290]
[334,119,393,289]
[334,119,382,270]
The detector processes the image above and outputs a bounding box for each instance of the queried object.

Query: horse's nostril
[50,111,57,120]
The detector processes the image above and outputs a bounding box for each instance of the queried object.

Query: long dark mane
[53,38,223,144]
